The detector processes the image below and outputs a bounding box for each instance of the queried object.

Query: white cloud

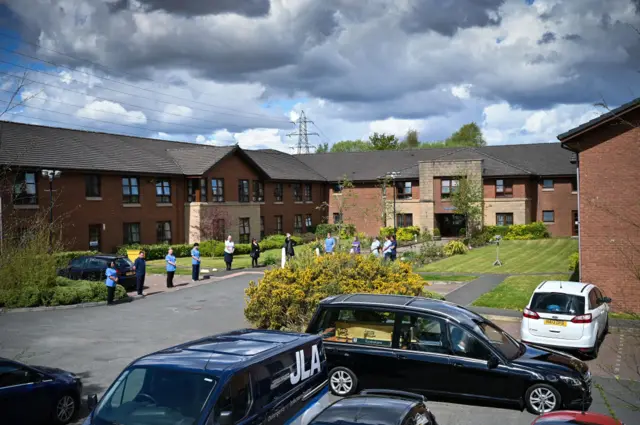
[451,84,472,99]
[59,71,73,85]
[76,100,147,124]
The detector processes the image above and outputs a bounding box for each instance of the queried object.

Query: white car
[520,280,611,356]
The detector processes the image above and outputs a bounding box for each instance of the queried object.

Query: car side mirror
[487,356,499,370]
[219,411,233,425]
[87,394,98,410]
[603,297,612,304]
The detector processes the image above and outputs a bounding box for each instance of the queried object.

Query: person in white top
[370,236,381,257]
[224,235,235,271]
[381,235,393,261]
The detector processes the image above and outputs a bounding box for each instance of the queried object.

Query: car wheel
[329,367,358,396]
[525,384,561,415]
[53,393,77,424]
[589,339,600,359]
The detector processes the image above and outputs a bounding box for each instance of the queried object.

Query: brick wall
[535,176,577,237]
[262,182,325,235]
[328,182,384,235]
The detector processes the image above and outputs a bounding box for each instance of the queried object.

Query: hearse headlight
[559,376,582,387]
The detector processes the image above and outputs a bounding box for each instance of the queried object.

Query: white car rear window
[530,292,585,315]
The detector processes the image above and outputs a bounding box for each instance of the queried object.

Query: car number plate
[126,271,135,276]
[544,319,566,327]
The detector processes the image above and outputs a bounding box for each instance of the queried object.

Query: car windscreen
[92,366,216,425]
[530,292,585,316]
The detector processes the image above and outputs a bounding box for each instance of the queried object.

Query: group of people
[322,232,397,261]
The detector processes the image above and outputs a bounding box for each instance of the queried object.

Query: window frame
[155,178,171,204]
[397,181,412,200]
[495,213,514,226]
[156,221,172,244]
[303,183,312,202]
[305,214,312,229]
[396,213,413,228]
[274,183,283,202]
[252,180,264,202]
[292,183,302,202]
[440,178,459,199]
[239,217,250,243]
[187,179,197,203]
[542,179,554,190]
[275,215,283,234]
[542,210,555,223]
[13,171,38,205]
[447,323,495,362]
[333,213,342,224]
[495,179,513,198]
[238,180,250,203]
[85,174,101,198]
[200,178,208,202]
[211,178,225,203]
[294,214,303,234]
[122,176,140,204]
[210,372,253,425]
[123,222,141,245]
[397,313,450,355]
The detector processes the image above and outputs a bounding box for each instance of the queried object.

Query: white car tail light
[523,307,540,319]
[571,313,592,324]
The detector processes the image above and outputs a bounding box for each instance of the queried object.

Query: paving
[442,274,508,306]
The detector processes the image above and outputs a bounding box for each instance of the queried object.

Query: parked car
[309,389,438,425]
[83,329,330,425]
[306,294,592,415]
[521,281,611,357]
[0,357,83,425]
[57,254,136,290]
[531,410,624,424]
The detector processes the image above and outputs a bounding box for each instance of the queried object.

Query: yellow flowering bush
[244,252,442,331]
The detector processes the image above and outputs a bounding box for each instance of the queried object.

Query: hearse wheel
[329,367,358,396]
[525,383,561,415]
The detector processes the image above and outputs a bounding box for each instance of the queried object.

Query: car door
[84,257,108,281]
[392,313,451,396]
[67,257,88,280]
[0,361,51,425]
[445,324,516,402]
[587,289,601,338]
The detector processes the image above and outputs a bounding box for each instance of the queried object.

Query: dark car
[0,357,83,425]
[309,389,438,425]
[57,255,136,290]
[306,294,592,415]
[531,411,623,425]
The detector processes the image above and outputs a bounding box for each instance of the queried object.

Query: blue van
[83,329,329,425]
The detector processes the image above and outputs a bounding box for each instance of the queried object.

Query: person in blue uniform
[191,243,201,282]
[105,260,118,305]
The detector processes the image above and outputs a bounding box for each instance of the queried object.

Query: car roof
[310,395,416,425]
[134,329,317,376]
[533,410,620,425]
[319,294,484,326]
[534,281,594,296]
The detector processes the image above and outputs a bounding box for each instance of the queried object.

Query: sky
[0,0,639,152]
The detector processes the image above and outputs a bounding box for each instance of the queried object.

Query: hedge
[483,222,550,240]
[52,251,97,267]
[0,277,128,308]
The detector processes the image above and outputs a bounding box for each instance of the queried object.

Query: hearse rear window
[312,308,396,347]
[530,292,585,316]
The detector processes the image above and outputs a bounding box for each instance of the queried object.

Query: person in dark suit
[250,238,261,268]
[284,233,297,260]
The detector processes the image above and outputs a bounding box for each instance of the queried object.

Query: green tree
[400,129,420,149]
[315,142,329,153]
[330,139,372,152]
[445,123,486,147]
[450,176,484,241]
[369,132,399,150]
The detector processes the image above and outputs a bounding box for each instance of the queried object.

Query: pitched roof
[245,149,327,181]
[167,146,236,175]
[557,97,640,141]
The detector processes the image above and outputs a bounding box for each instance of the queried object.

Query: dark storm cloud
[563,34,582,42]
[537,32,556,45]
[110,0,271,17]
[399,0,505,36]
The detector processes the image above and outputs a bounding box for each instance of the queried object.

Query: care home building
[1,121,578,253]
[558,98,640,313]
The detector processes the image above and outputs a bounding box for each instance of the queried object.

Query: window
[122,177,140,204]
[294,215,303,233]
[13,172,37,205]
[472,320,521,360]
[305,214,312,228]
[543,210,554,223]
[588,289,598,310]
[311,308,396,348]
[212,178,224,202]
[496,213,514,226]
[212,372,251,424]
[495,179,513,198]
[333,213,342,224]
[275,216,283,234]
[397,182,412,199]
[543,179,554,190]
[123,223,140,244]
[252,180,264,202]
[251,352,299,411]
[89,224,101,250]
[572,210,579,236]
[187,179,198,202]
[292,183,302,202]
[303,183,312,202]
[69,257,87,268]
[156,179,171,204]
[449,325,493,361]
[274,183,283,202]
[441,178,459,199]
[396,213,413,228]
[0,363,38,388]
[239,218,250,243]
[571,177,577,193]
[398,314,448,354]
[530,292,585,316]
[200,178,208,202]
[238,180,249,203]
[85,175,101,197]
[260,216,265,239]
[156,221,172,244]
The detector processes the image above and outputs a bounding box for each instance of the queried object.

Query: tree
[450,176,484,241]
[400,129,420,149]
[315,142,329,153]
[369,132,399,150]
[330,139,372,152]
[444,122,486,147]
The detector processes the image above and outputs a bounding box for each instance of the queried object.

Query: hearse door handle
[452,361,464,368]
[396,354,408,360]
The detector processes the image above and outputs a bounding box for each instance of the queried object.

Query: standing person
[351,236,361,254]
[191,243,201,282]
[382,235,393,261]
[133,251,146,296]
[105,260,118,305]
[390,235,398,261]
[165,247,176,288]
[224,235,235,271]
[250,238,261,268]
[324,232,336,254]
[284,233,296,260]
[370,236,381,257]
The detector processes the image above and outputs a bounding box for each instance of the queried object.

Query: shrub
[380,226,394,237]
[315,224,338,237]
[53,251,97,267]
[297,233,317,244]
[396,226,420,242]
[262,253,279,266]
[117,243,191,260]
[433,228,441,237]
[483,225,510,238]
[444,240,468,256]
[568,252,579,272]
[339,224,356,238]
[504,222,550,240]
[468,232,492,248]
[244,252,433,331]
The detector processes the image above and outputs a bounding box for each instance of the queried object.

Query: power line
[0,31,292,124]
[287,110,318,154]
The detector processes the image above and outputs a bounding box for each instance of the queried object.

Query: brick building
[558,98,640,313]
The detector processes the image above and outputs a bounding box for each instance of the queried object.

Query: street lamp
[386,171,400,233]
[41,169,61,249]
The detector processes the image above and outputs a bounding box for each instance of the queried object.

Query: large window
[303,183,312,202]
[156,221,172,244]
[305,214,312,229]
[294,215,303,233]
[238,180,250,203]
[123,223,141,244]
[252,180,264,202]
[187,179,198,203]
[200,178,207,202]
[260,216,265,239]
[312,308,396,348]
[156,179,171,204]
[543,210,554,223]
[275,216,283,234]
[441,178,459,199]
[495,179,513,198]
[398,314,449,354]
[571,177,577,193]
[543,179,554,190]
[397,181,412,199]
[239,218,250,243]
[13,172,37,205]
[333,213,342,224]
[85,175,101,198]
[122,177,140,204]
[274,183,283,202]
[292,183,302,202]
[396,213,413,228]
[211,178,224,202]
[530,292,585,316]
[449,325,493,361]
[210,372,251,424]
[496,213,513,226]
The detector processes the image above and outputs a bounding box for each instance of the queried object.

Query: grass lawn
[146,248,282,274]
[610,312,640,320]
[472,274,569,310]
[416,239,578,274]
[421,274,477,282]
